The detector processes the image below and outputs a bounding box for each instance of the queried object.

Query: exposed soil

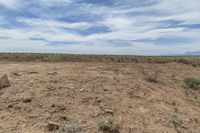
[0,61,199,133]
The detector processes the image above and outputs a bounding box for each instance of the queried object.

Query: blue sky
[0,0,200,55]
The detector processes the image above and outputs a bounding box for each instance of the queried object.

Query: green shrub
[184,77,200,90]
[99,119,120,133]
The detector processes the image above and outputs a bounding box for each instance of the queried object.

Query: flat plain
[0,54,199,133]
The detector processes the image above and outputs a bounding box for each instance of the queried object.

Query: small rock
[28,113,38,118]
[0,75,10,89]
[103,88,108,92]
[12,72,20,76]
[47,72,58,75]
[95,97,102,103]
[27,71,38,74]
[51,103,56,107]
[92,112,101,117]
[104,108,114,115]
[47,122,59,131]
[80,89,84,92]
[8,104,13,108]
[22,96,32,103]
[60,116,69,121]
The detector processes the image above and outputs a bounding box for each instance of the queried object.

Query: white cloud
[17,18,91,29]
[0,0,200,55]
[0,0,22,9]
[38,0,71,6]
[0,0,72,9]
[102,16,132,31]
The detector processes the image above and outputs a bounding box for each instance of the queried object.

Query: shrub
[184,77,200,90]
[99,119,120,133]
[144,72,159,83]
[177,59,191,65]
[169,115,183,129]
[59,124,84,133]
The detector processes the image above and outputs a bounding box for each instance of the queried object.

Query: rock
[8,104,13,108]
[92,112,101,117]
[47,72,58,75]
[50,103,56,107]
[79,89,84,92]
[104,108,114,115]
[12,72,20,76]
[22,96,32,103]
[47,122,59,131]
[27,71,38,74]
[0,75,10,89]
[28,113,39,118]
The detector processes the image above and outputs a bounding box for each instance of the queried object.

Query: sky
[0,0,200,55]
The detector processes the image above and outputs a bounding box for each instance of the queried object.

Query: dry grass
[0,53,200,132]
[0,53,200,66]
[99,119,120,133]
[144,72,159,83]
[184,77,200,90]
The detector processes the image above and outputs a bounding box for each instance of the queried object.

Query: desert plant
[99,119,120,133]
[177,58,191,65]
[169,115,183,129]
[144,72,159,83]
[59,124,84,133]
[184,77,200,90]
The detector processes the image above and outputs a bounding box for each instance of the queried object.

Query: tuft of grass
[144,72,159,83]
[184,77,200,90]
[59,125,84,133]
[169,115,183,129]
[99,119,120,133]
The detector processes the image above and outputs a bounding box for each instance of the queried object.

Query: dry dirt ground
[0,61,199,133]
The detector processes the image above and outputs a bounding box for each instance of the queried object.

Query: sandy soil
[0,61,199,133]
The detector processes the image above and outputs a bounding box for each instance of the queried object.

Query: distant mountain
[163,51,200,56]
[183,51,200,56]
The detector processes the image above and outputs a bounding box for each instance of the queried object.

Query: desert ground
[0,59,200,133]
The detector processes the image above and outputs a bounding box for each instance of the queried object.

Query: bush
[144,72,159,83]
[169,115,183,129]
[184,77,200,90]
[99,119,120,133]
[177,59,191,65]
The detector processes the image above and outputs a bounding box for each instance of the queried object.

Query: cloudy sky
[0,0,200,55]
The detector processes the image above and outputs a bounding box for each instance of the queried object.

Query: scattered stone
[8,104,13,108]
[104,108,114,115]
[27,71,38,74]
[60,116,70,121]
[95,97,102,103]
[47,72,58,75]
[8,104,21,110]
[51,103,56,108]
[0,75,10,89]
[47,122,59,131]
[92,112,101,117]
[8,103,16,108]
[22,96,32,103]
[28,113,39,118]
[12,72,20,76]
[103,88,109,92]
[49,79,58,83]
[79,89,84,92]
